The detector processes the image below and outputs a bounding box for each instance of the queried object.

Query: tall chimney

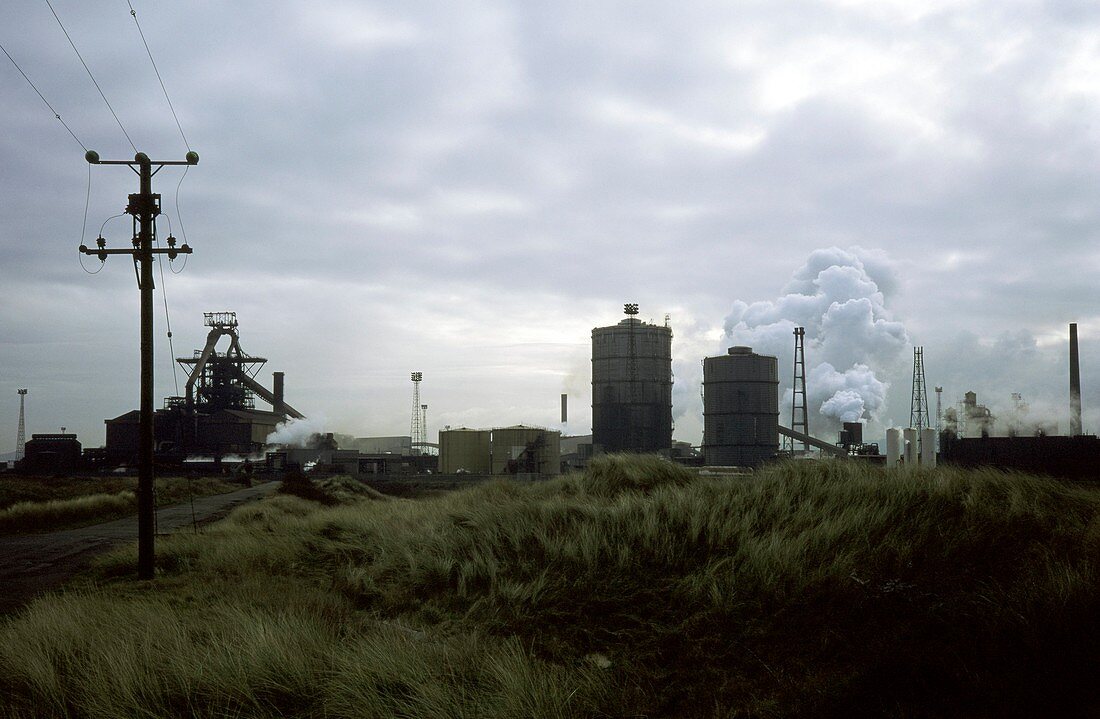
[1070,323,1082,436]
[561,393,568,423]
[273,371,285,414]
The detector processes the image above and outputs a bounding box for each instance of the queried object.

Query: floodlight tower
[16,389,27,455]
[421,404,428,449]
[410,372,423,454]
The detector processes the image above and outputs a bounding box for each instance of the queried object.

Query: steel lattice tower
[784,328,809,452]
[16,389,27,455]
[410,372,423,454]
[910,348,930,461]
[421,404,428,450]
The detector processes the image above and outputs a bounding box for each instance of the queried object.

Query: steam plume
[265,415,328,448]
[722,247,909,431]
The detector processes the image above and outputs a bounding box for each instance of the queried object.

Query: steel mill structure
[702,346,780,467]
[591,304,673,454]
[105,312,300,464]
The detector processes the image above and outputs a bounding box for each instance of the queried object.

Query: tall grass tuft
[0,476,240,535]
[2,456,1099,717]
[581,452,697,496]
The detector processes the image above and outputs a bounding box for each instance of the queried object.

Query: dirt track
[0,480,281,614]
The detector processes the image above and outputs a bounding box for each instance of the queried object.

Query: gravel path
[0,480,281,614]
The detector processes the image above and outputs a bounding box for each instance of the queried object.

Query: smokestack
[273,371,285,414]
[1070,323,1082,436]
[561,394,568,423]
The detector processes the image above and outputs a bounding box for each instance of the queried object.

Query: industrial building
[939,432,1100,479]
[15,433,82,474]
[591,305,673,454]
[703,346,780,467]
[349,436,413,455]
[438,425,561,476]
[105,312,300,465]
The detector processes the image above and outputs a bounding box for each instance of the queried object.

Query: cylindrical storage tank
[903,428,918,465]
[886,428,901,467]
[920,428,937,467]
[591,317,673,453]
[491,426,561,475]
[703,346,779,467]
[438,428,491,474]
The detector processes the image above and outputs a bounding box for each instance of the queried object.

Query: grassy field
[0,476,244,535]
[1,457,1099,717]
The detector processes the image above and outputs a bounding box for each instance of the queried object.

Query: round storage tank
[703,346,779,467]
[591,317,673,453]
[438,428,491,474]
[491,426,561,475]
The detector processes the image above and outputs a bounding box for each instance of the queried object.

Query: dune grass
[2,456,1099,717]
[0,476,242,535]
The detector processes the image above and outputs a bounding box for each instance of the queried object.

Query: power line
[0,41,87,151]
[124,0,191,152]
[154,215,181,395]
[44,0,138,153]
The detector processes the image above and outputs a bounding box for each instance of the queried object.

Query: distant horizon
[3,2,1097,452]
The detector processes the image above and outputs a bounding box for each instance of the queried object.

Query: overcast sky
[2,0,1099,451]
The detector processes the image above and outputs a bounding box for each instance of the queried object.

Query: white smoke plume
[722,247,909,433]
[265,415,328,448]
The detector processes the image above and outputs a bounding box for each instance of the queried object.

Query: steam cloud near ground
[265,415,328,448]
[722,247,909,432]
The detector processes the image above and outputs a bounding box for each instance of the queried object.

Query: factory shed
[939,433,1100,480]
[106,406,283,463]
[17,434,82,474]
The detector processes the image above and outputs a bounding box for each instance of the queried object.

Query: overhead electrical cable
[153,214,181,395]
[124,0,191,152]
[77,163,105,273]
[0,41,87,151]
[44,0,138,153]
[170,164,191,273]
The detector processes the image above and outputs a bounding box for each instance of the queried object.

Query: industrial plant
[6,303,1098,482]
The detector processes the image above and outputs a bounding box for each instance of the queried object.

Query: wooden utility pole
[79,149,197,579]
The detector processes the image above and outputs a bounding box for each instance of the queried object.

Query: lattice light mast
[410,372,423,454]
[910,348,930,454]
[16,389,27,455]
[421,404,428,450]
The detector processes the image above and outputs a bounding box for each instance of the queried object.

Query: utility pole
[79,149,197,580]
